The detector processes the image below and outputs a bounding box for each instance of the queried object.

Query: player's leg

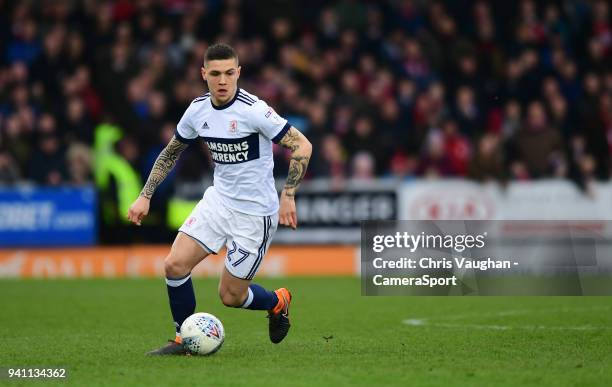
[218,213,291,343]
[165,232,211,338]
[218,266,277,309]
[218,265,292,344]
[148,193,226,355]
[147,232,211,355]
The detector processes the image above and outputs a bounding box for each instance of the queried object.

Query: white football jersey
[175,88,290,216]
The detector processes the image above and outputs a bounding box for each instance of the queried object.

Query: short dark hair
[204,43,238,65]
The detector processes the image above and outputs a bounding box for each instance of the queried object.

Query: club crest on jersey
[229,120,238,133]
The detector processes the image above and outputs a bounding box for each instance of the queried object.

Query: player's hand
[127,195,150,226]
[279,189,297,229]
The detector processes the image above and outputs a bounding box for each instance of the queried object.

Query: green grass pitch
[1,277,611,386]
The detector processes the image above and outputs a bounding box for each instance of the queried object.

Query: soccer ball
[180,313,225,355]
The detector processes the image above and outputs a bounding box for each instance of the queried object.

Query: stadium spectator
[351,151,376,181]
[418,130,453,178]
[469,133,507,183]
[387,151,418,181]
[311,133,347,180]
[66,142,93,185]
[508,101,566,179]
[441,119,471,176]
[28,132,66,185]
[0,149,20,184]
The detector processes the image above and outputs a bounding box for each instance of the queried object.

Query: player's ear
[236,65,241,79]
[201,66,207,81]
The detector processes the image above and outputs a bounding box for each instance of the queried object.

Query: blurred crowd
[0,0,611,194]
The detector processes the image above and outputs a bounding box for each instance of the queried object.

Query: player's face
[201,58,241,105]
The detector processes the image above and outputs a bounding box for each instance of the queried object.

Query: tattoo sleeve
[140,135,189,199]
[278,127,312,197]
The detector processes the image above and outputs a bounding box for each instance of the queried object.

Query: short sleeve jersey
[175,88,290,216]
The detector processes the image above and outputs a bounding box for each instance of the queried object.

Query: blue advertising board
[0,186,97,247]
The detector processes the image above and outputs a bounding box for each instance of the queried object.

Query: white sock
[240,288,254,308]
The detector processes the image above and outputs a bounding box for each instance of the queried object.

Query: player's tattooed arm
[278,127,312,197]
[277,126,311,229]
[140,136,189,199]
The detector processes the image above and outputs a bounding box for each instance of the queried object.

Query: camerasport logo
[409,192,494,220]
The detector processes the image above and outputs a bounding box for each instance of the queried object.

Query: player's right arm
[127,135,189,225]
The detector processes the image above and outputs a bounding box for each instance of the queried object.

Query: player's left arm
[277,127,312,229]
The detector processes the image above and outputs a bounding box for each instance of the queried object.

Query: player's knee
[164,255,189,278]
[219,288,244,307]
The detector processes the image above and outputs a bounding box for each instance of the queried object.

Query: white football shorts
[178,187,278,280]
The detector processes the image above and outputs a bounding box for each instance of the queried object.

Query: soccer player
[127,43,312,355]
